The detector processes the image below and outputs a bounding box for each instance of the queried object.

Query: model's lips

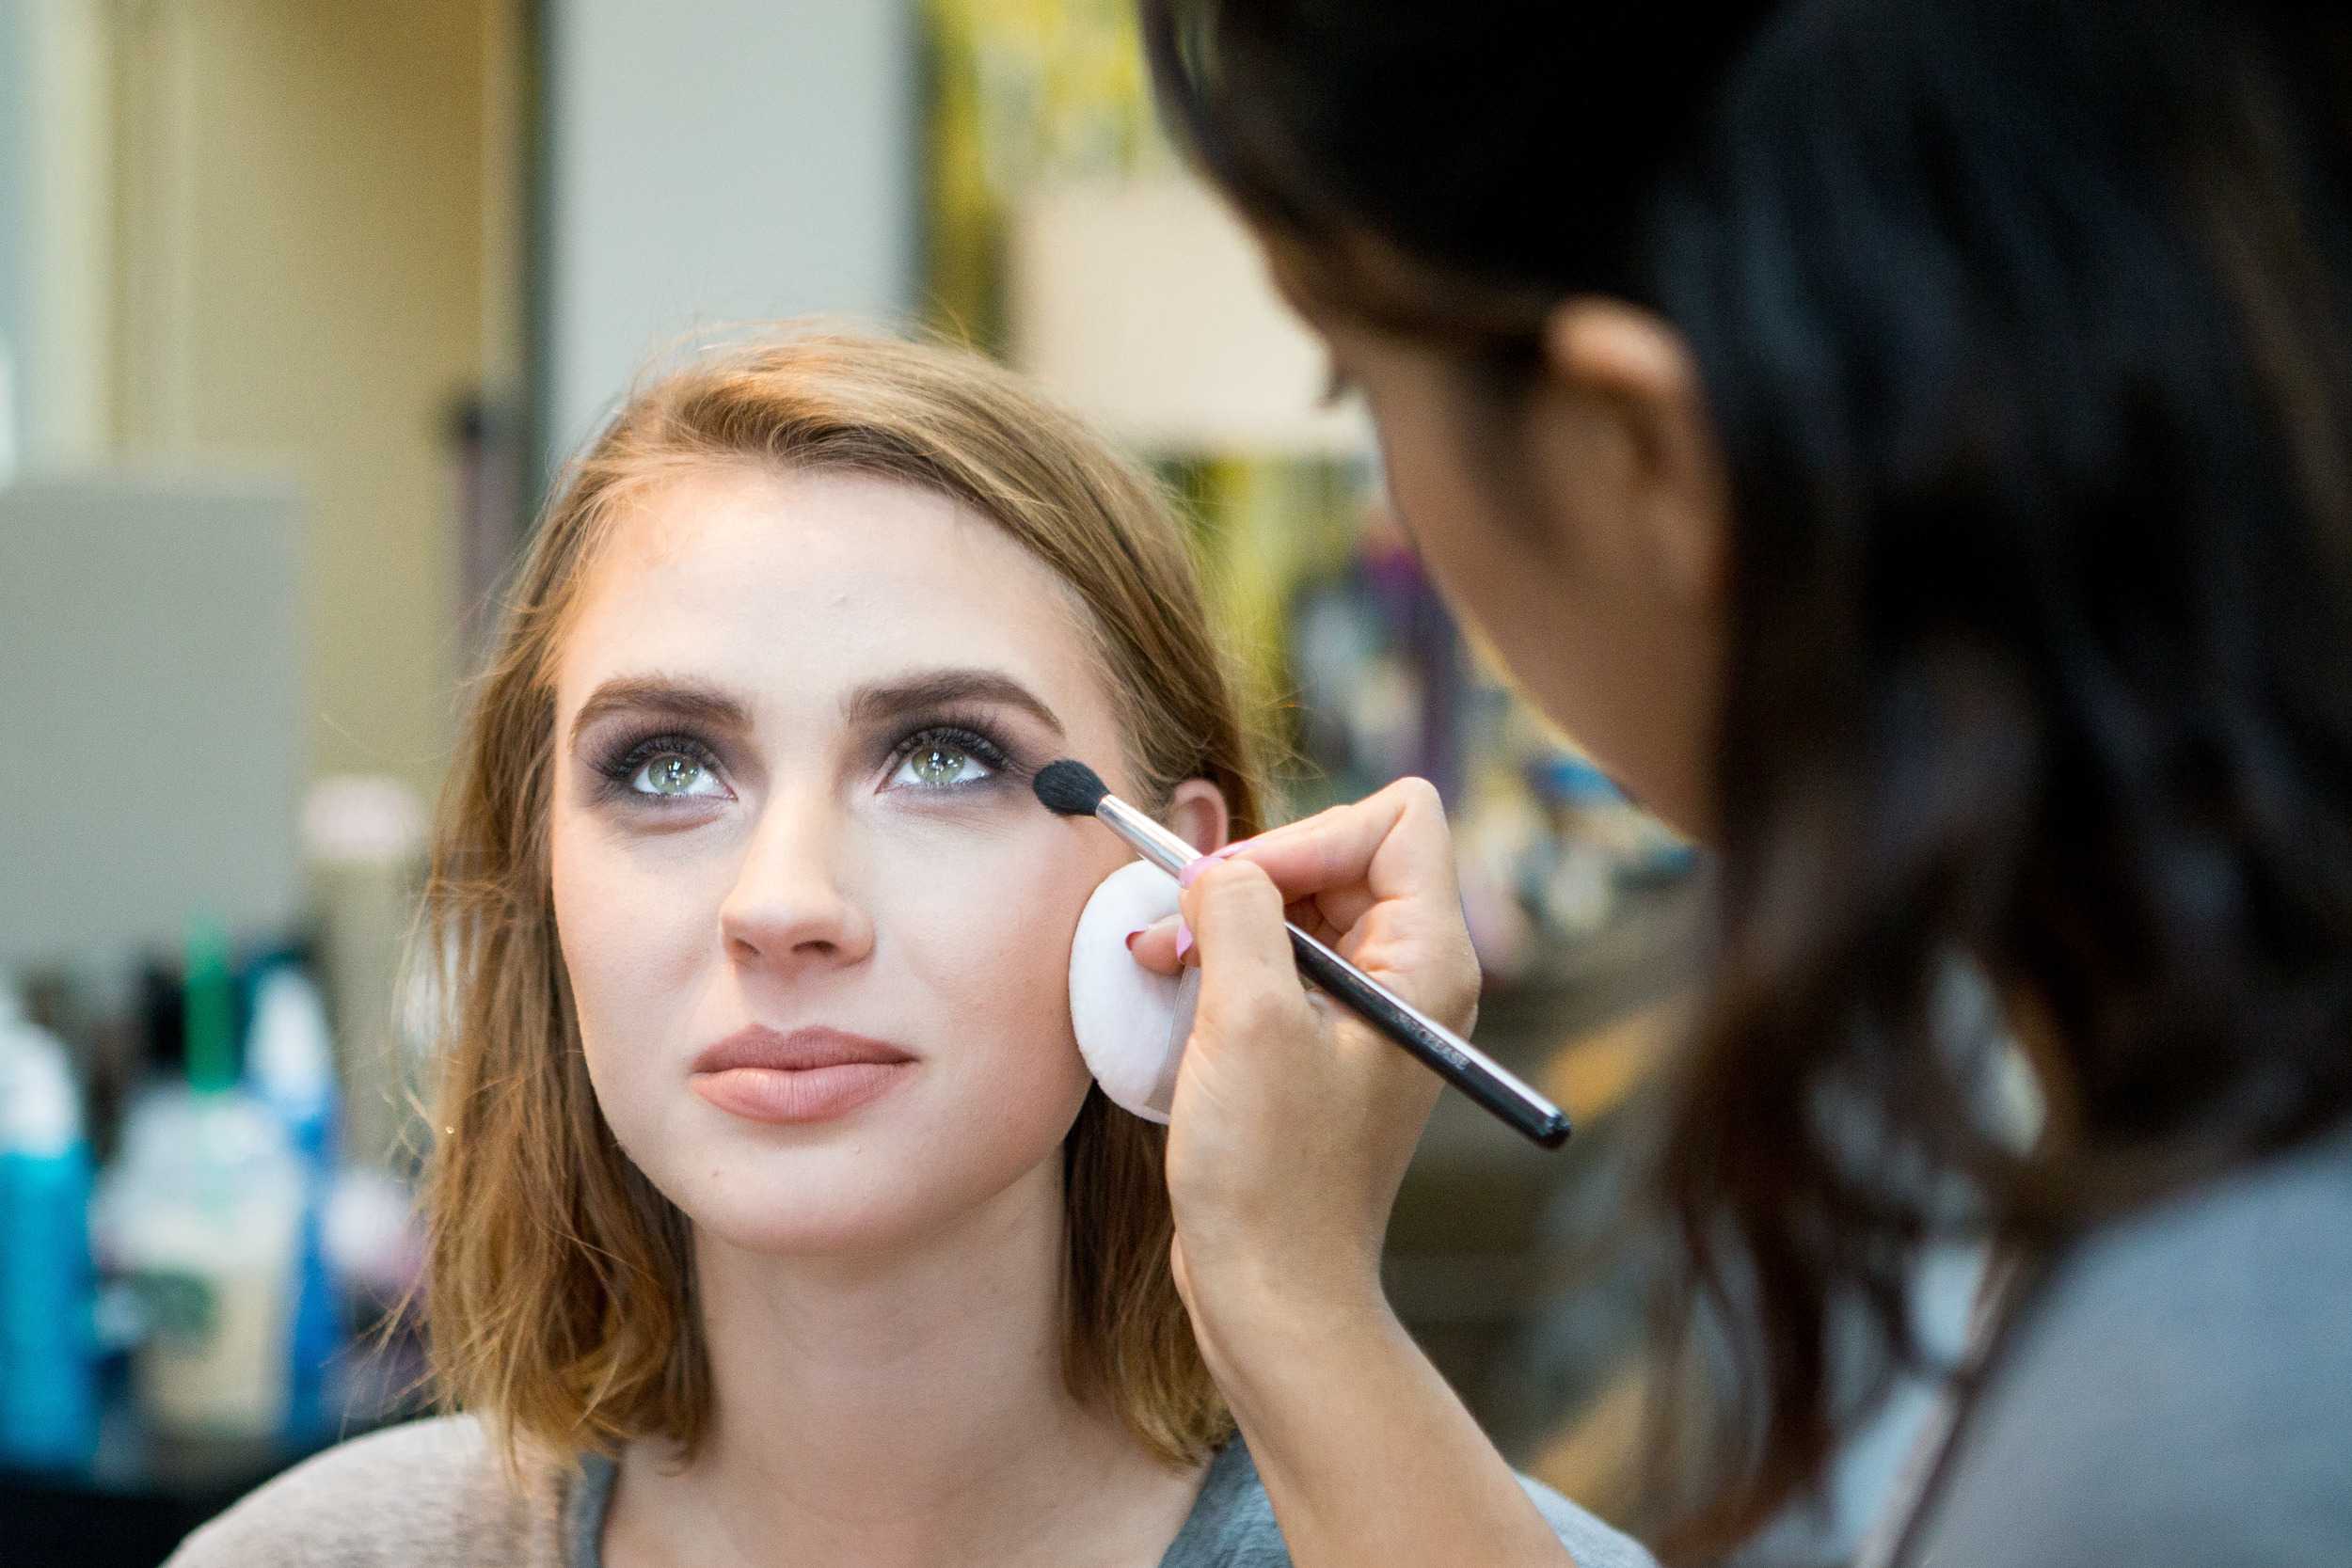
[693,1025,916,1075]
[690,1026,917,1125]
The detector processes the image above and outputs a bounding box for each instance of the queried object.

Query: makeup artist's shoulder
[164,1414,584,1568]
[1177,1442,1656,1568]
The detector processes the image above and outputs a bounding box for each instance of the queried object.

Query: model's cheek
[876,831,1103,1061]
[551,816,727,1064]
[892,820,1101,952]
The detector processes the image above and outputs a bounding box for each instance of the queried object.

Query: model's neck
[608,1162,1203,1568]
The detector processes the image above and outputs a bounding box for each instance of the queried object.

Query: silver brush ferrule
[1092,793,1200,879]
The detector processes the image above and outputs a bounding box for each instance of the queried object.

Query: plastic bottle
[0,985,101,1471]
[95,924,302,1442]
[245,964,342,1444]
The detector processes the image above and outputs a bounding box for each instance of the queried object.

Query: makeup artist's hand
[1133,783,1583,1568]
[1130,775,1478,1315]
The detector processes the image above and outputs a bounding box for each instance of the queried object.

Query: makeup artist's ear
[1163,778,1232,855]
[1524,298,1728,608]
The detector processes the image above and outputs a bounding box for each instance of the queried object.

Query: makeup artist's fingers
[1282,896,1348,949]
[1126,915,1184,974]
[1124,842,1250,974]
[1225,776,1460,929]
[1167,858,1328,1183]
[1132,779,1479,1036]
[1163,858,1443,1299]
[1223,783,1477,1030]
[1125,898,1336,975]
[1130,912,1367,982]
[1184,863,1319,1040]
[1224,779,1481,1036]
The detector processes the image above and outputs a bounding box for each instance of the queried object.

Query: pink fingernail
[1124,928,1143,952]
[1175,919,1194,960]
[1176,842,1248,888]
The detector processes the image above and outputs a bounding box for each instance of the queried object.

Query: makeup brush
[1033,760,1571,1149]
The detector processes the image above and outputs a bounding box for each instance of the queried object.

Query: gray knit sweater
[166,1418,1654,1568]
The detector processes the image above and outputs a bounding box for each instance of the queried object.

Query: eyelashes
[584,712,1025,809]
[588,729,728,804]
[887,721,1015,784]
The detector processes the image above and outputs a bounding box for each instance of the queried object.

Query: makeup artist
[1125,4,2352,1565]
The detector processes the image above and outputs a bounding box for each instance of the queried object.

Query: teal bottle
[0,987,100,1471]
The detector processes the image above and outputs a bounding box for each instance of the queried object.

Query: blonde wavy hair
[417,328,1265,1467]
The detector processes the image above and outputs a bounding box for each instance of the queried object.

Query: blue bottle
[245,965,342,1446]
[0,987,100,1471]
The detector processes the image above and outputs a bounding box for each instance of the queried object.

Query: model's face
[548,467,1139,1257]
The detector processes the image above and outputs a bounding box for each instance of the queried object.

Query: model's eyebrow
[843,667,1065,736]
[567,676,753,746]
[567,669,1065,746]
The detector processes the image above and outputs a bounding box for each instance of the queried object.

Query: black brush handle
[1284,924,1572,1149]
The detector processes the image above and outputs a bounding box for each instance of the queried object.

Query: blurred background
[0,4,1907,1564]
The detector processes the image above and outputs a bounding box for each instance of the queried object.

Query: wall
[0,0,117,469]
[538,0,918,475]
[110,0,497,805]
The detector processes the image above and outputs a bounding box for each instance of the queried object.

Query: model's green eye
[894,740,990,789]
[633,752,722,799]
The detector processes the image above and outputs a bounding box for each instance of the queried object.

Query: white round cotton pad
[1068,859,1199,1124]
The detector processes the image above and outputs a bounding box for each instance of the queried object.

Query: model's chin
[628,1069,1100,1260]
[676,1123,1095,1259]
[677,1163,1019,1261]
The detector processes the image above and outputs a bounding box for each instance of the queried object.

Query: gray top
[1897,1123,2352,1566]
[167,1415,1655,1568]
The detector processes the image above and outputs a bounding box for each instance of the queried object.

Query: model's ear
[1163,777,1232,854]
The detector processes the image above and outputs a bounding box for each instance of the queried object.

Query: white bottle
[93,932,303,1442]
[247,967,337,1169]
[98,1087,304,1441]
